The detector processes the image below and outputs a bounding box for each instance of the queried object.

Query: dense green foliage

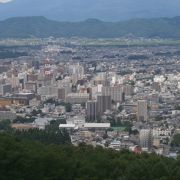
[1,16,180,38]
[0,119,71,145]
[0,134,180,180]
[9,128,70,145]
[0,119,11,131]
[13,116,36,123]
[171,134,180,147]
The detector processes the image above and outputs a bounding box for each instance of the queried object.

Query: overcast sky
[0,0,180,21]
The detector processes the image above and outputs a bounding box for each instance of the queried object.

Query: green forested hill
[0,134,180,180]
[1,16,180,38]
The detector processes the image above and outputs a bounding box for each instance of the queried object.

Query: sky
[0,0,180,21]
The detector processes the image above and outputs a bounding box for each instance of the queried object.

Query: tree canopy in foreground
[0,134,180,180]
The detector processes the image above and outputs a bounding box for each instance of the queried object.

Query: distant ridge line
[1,16,180,38]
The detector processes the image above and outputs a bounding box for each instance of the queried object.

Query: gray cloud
[0,0,14,3]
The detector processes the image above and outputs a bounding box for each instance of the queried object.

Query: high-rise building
[140,129,152,150]
[123,84,134,96]
[66,93,89,104]
[10,76,20,89]
[102,86,124,102]
[86,100,97,122]
[58,88,66,101]
[68,64,84,84]
[94,72,108,86]
[97,95,111,116]
[137,100,148,121]
[38,86,58,98]
[44,59,53,80]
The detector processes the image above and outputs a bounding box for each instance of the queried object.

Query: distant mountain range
[1,0,180,22]
[1,16,180,39]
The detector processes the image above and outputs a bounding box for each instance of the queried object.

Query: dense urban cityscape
[0,38,180,159]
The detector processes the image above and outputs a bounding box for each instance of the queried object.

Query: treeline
[9,128,70,146]
[0,119,70,145]
[0,134,180,180]
[13,116,35,123]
